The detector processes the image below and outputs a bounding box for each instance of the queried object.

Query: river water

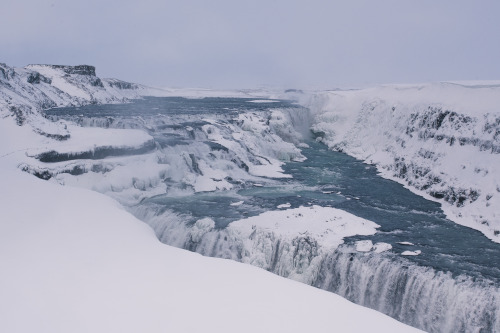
[45,96,500,332]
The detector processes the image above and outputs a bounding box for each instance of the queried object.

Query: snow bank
[25,124,153,157]
[230,205,379,251]
[306,82,500,242]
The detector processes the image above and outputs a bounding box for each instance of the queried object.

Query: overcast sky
[2,0,499,89]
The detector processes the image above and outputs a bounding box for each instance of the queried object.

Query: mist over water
[45,97,500,332]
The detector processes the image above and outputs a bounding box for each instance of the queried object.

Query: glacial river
[45,97,500,332]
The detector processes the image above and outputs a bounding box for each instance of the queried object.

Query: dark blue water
[283,141,500,282]
[47,96,296,117]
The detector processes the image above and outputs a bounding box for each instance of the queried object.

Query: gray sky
[2,0,500,89]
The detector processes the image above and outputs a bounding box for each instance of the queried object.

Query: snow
[0,118,421,333]
[230,200,244,206]
[355,240,392,253]
[373,242,393,253]
[27,124,153,156]
[401,250,422,256]
[277,202,291,209]
[201,115,301,180]
[229,205,380,251]
[355,240,374,252]
[248,159,292,178]
[27,65,92,99]
[50,153,169,206]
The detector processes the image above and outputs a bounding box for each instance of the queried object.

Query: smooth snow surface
[402,250,422,256]
[373,242,392,253]
[355,240,374,252]
[229,205,379,250]
[0,119,421,333]
[277,202,291,208]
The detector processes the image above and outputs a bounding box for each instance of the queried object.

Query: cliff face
[51,64,97,76]
[25,64,98,76]
[306,82,500,242]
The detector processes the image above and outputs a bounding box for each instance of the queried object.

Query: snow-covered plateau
[0,63,422,332]
[2,62,500,332]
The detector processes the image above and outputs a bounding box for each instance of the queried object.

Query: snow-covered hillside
[0,62,169,139]
[0,120,422,333]
[305,82,500,242]
[0,63,425,332]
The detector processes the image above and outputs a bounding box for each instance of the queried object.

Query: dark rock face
[89,77,104,87]
[392,156,482,208]
[20,165,53,180]
[405,107,500,153]
[28,64,97,76]
[53,65,97,76]
[19,162,109,180]
[27,72,52,84]
[33,128,70,141]
[107,79,137,90]
[0,65,6,80]
[10,105,31,126]
[0,63,15,80]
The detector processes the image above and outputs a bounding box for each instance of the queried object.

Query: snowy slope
[305,82,500,242]
[0,62,169,139]
[0,95,421,333]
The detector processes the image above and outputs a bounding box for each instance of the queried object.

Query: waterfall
[130,203,500,332]
[314,247,500,333]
